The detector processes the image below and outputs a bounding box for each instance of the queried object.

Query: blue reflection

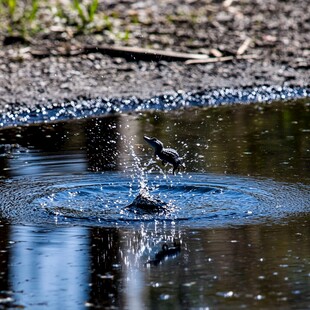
[7,152,87,177]
[9,226,90,309]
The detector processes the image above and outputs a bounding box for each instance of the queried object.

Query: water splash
[124,135,149,194]
[0,172,308,227]
[120,132,173,214]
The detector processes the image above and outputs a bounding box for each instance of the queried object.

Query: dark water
[0,98,309,309]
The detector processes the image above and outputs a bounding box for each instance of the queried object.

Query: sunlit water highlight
[1,86,309,127]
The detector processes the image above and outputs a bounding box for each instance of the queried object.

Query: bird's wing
[163,148,179,158]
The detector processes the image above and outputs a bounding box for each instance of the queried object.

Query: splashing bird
[143,135,184,174]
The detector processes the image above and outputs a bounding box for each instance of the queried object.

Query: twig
[31,44,210,62]
[210,48,223,58]
[237,38,252,55]
[83,45,209,61]
[30,44,259,64]
[185,54,260,65]
[185,56,233,65]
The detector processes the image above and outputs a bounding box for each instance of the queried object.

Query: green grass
[0,0,101,39]
[0,1,201,41]
[0,0,40,36]
[72,0,98,28]
[0,0,138,44]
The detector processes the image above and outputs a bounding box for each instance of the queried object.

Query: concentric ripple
[0,172,308,227]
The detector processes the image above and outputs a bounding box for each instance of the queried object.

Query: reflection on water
[9,226,90,309]
[0,99,309,182]
[0,221,309,309]
[0,99,309,309]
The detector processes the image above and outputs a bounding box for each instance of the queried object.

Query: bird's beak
[143,135,152,142]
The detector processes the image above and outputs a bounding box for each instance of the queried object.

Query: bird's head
[143,135,164,152]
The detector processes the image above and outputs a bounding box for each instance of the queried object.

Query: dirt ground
[0,0,309,113]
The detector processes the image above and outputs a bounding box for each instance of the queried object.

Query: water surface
[0,98,309,309]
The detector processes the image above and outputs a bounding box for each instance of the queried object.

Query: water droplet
[160,294,170,300]
[217,291,234,298]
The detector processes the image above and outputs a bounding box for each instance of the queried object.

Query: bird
[143,135,184,174]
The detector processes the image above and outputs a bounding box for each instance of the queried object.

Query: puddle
[0,94,309,309]
[0,99,309,226]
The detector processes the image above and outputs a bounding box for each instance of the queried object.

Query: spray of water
[120,132,149,197]
[119,131,177,214]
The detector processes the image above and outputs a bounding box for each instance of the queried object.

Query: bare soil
[0,0,309,112]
